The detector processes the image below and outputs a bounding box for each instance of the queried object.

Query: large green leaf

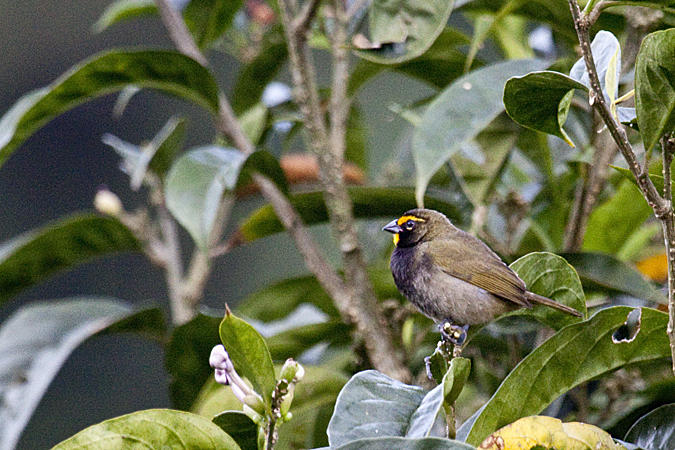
[635,28,675,152]
[561,252,666,303]
[508,252,586,330]
[333,437,477,450]
[0,299,164,450]
[348,28,473,95]
[583,179,654,255]
[463,306,670,446]
[166,313,221,411]
[184,0,245,49]
[236,276,340,321]
[52,409,241,450]
[327,370,428,447]
[219,310,277,409]
[236,186,467,243]
[354,0,455,65]
[503,71,587,146]
[266,320,351,361]
[165,146,285,249]
[624,404,675,450]
[0,50,220,166]
[0,214,140,308]
[412,59,548,206]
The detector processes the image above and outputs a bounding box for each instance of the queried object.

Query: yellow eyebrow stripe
[397,215,426,226]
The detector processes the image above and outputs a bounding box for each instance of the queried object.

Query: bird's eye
[404,220,416,231]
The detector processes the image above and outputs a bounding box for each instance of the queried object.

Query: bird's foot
[440,321,469,347]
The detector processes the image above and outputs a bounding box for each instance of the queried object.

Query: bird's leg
[440,320,468,349]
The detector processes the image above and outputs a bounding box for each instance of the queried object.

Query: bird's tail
[525,292,583,317]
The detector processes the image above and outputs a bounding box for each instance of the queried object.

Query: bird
[383,208,583,345]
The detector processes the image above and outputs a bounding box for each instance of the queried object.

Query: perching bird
[383,208,582,345]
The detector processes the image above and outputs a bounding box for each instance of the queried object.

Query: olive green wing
[426,238,532,308]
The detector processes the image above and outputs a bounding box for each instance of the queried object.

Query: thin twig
[154,0,208,66]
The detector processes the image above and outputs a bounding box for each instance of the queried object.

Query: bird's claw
[440,321,469,346]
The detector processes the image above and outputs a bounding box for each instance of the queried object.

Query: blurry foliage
[0,0,674,449]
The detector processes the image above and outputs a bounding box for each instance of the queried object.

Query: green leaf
[354,0,456,64]
[236,276,340,321]
[443,357,471,406]
[184,0,245,49]
[219,310,276,409]
[231,25,288,114]
[504,71,588,146]
[165,147,285,249]
[166,313,221,411]
[266,320,351,361]
[239,103,269,146]
[333,437,477,450]
[212,411,258,450]
[52,409,242,450]
[508,252,586,330]
[625,404,675,450]
[0,50,220,166]
[412,59,548,206]
[0,299,162,450]
[463,306,671,446]
[611,164,666,195]
[583,178,654,255]
[237,186,467,242]
[327,370,427,446]
[93,0,157,33]
[561,252,666,304]
[103,115,187,190]
[635,28,675,151]
[0,214,140,308]
[348,28,473,95]
[570,30,621,105]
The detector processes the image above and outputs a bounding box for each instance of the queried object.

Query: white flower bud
[94,188,123,216]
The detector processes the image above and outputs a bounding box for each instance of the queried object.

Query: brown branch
[154,0,208,66]
[568,0,675,374]
[278,0,410,381]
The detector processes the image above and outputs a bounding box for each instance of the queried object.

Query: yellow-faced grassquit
[383,208,582,344]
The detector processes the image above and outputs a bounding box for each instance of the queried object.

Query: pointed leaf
[93,0,157,33]
[0,299,158,450]
[561,252,666,304]
[412,59,548,206]
[635,28,675,151]
[219,310,276,408]
[504,71,588,145]
[625,404,675,450]
[237,186,467,243]
[0,214,140,308]
[0,50,220,166]
[507,252,586,330]
[52,409,242,450]
[464,306,670,446]
[212,411,258,450]
[354,0,455,65]
[327,370,427,447]
[443,357,471,406]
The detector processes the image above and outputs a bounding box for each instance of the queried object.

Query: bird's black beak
[382,219,402,234]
